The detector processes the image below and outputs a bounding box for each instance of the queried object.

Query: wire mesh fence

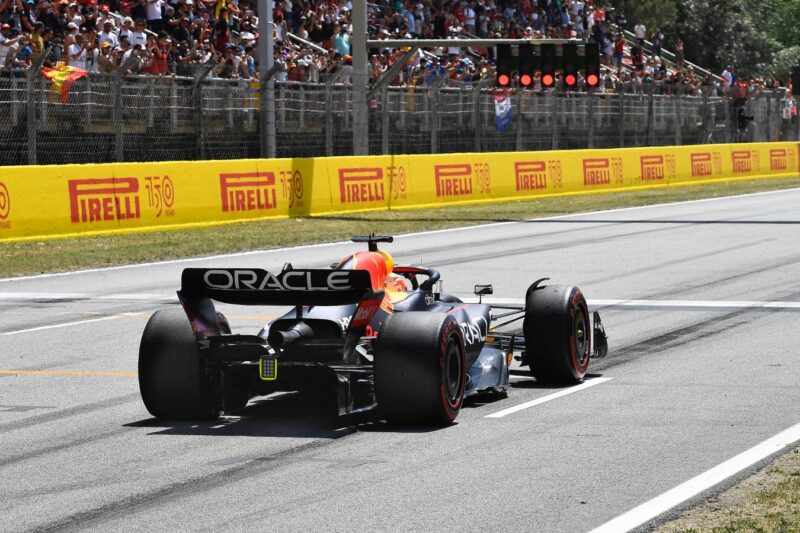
[0,68,796,166]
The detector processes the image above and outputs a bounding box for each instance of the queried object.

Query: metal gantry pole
[352,0,369,155]
[258,0,276,158]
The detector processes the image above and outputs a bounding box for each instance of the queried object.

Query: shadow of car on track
[124,390,451,437]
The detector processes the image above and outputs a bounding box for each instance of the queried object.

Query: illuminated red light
[542,74,555,87]
[498,74,511,87]
[565,74,577,87]
[586,73,599,87]
[520,74,532,87]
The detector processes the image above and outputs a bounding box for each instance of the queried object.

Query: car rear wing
[180,268,378,306]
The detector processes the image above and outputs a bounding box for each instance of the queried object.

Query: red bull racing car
[139,235,608,425]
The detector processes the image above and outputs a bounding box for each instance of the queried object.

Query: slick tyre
[374,312,466,425]
[139,308,221,420]
[524,284,591,384]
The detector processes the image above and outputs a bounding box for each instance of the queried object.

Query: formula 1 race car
[139,236,608,425]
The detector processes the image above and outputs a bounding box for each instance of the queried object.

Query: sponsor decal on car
[202,269,354,291]
[220,172,278,212]
[459,315,488,345]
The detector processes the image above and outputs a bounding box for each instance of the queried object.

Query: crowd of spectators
[0,0,792,100]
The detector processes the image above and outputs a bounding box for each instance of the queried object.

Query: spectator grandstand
[0,0,794,97]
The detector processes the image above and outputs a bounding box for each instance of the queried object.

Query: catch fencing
[0,69,795,166]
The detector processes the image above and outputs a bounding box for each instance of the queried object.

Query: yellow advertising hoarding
[0,142,796,242]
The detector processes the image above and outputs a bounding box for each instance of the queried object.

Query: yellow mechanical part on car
[259,356,278,381]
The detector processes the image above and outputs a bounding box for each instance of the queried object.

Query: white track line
[2,315,123,336]
[486,377,612,418]
[589,421,800,533]
[2,187,797,284]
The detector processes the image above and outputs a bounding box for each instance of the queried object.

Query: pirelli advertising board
[0,142,797,241]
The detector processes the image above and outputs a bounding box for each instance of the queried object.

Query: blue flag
[494,91,512,132]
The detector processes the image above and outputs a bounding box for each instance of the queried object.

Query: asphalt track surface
[2,189,800,532]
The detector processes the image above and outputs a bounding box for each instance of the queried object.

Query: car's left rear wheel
[374,312,466,425]
[139,308,221,420]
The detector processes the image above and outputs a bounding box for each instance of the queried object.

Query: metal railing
[0,69,794,166]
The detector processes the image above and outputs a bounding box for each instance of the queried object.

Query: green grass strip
[2,178,799,278]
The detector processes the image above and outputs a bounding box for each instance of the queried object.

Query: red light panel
[542,74,555,87]
[497,74,511,87]
[565,74,577,87]
[520,74,532,87]
[586,73,599,87]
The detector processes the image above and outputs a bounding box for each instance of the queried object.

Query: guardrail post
[618,87,625,148]
[550,91,559,150]
[673,94,682,145]
[113,72,124,162]
[515,89,523,151]
[26,71,37,165]
[299,84,305,126]
[226,82,234,129]
[646,84,655,146]
[430,87,438,154]
[381,87,389,155]
[11,75,19,126]
[278,83,286,128]
[325,84,333,156]
[147,76,155,129]
[170,77,177,131]
[84,75,92,123]
[765,92,772,142]
[587,93,595,149]
[472,84,481,151]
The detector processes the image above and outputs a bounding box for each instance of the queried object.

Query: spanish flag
[41,63,88,104]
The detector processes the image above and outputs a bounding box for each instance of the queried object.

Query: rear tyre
[139,308,221,420]
[524,284,591,384]
[374,312,466,425]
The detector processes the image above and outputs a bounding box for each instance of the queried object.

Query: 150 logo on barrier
[0,181,9,230]
[144,176,175,217]
[339,168,385,204]
[69,177,141,223]
[220,172,278,213]
[279,170,304,208]
[434,163,491,197]
[582,158,623,187]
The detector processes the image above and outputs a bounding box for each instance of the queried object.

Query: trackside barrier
[0,142,797,242]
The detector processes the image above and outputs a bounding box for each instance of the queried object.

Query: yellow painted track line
[0,370,137,377]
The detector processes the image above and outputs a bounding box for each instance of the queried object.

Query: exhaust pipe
[268,321,314,349]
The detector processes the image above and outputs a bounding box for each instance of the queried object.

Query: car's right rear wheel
[139,308,221,420]
[374,312,466,425]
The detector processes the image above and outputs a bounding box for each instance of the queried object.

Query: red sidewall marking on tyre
[439,322,465,419]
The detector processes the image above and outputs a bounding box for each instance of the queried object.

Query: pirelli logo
[338,168,385,203]
[220,172,277,212]
[732,151,753,173]
[639,155,666,181]
[582,159,611,186]
[690,153,713,177]
[770,149,788,170]
[68,177,140,223]
[515,161,547,191]
[435,164,473,197]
